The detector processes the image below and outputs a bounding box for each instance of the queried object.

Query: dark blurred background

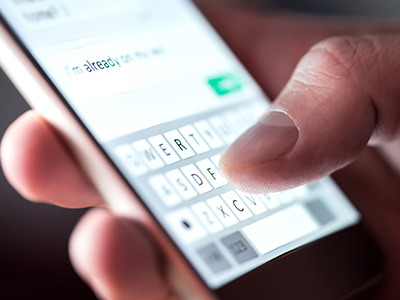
[238,0,400,20]
[0,69,96,299]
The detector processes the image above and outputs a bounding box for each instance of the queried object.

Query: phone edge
[0,21,217,300]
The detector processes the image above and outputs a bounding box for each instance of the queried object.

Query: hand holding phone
[1,0,398,300]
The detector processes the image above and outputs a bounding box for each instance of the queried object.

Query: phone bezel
[0,3,385,299]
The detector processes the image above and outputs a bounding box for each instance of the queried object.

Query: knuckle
[304,35,400,142]
[309,36,381,83]
[289,35,386,100]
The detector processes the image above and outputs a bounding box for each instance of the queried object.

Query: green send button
[208,73,243,96]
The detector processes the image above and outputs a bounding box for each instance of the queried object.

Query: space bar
[242,204,319,255]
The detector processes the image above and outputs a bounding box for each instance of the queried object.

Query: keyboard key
[259,193,281,209]
[222,191,253,221]
[179,125,210,154]
[198,243,231,273]
[305,200,335,226]
[132,139,165,170]
[194,120,224,149]
[181,164,212,194]
[221,231,258,264]
[235,191,267,215]
[209,115,237,143]
[247,101,268,120]
[114,144,148,176]
[191,201,223,234]
[239,106,257,126]
[148,175,181,207]
[206,196,238,227]
[223,110,248,136]
[166,207,207,244]
[291,185,310,197]
[165,169,197,200]
[196,158,227,188]
[210,154,221,170]
[235,107,256,128]
[307,181,323,191]
[242,204,319,255]
[278,190,294,203]
[148,134,180,165]
[164,130,195,159]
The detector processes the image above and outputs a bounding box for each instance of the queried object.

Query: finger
[220,34,400,193]
[69,208,174,300]
[0,110,103,208]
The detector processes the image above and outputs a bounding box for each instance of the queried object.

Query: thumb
[220,34,400,193]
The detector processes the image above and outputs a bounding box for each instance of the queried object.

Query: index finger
[1,110,103,208]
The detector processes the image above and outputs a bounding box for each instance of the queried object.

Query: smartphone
[0,1,385,299]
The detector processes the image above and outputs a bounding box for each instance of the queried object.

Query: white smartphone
[0,1,384,299]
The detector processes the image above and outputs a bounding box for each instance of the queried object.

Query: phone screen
[1,0,360,289]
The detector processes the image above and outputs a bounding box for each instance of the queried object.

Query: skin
[1,1,400,299]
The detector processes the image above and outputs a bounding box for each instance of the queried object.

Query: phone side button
[198,243,231,274]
